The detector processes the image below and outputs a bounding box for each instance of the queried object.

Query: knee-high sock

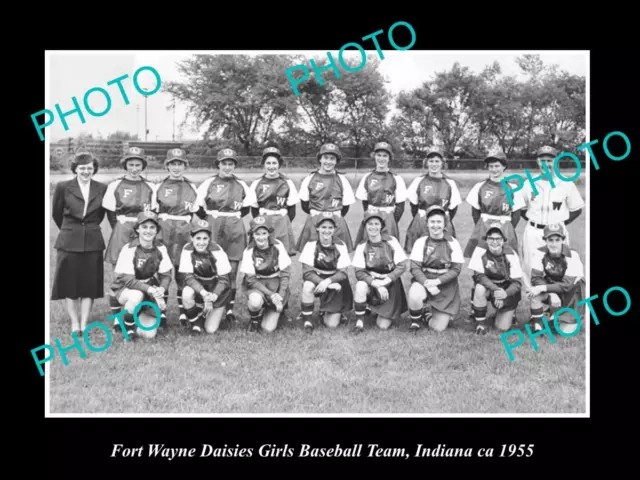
[301,302,314,326]
[185,305,204,331]
[227,289,236,316]
[109,295,121,323]
[354,302,367,327]
[249,307,263,327]
[177,288,186,319]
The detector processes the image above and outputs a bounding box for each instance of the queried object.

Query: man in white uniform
[519,146,585,289]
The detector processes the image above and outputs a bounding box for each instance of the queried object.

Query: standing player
[405,147,462,252]
[296,143,356,253]
[153,148,198,329]
[518,146,585,289]
[463,148,525,258]
[353,141,407,245]
[191,148,257,325]
[249,146,298,256]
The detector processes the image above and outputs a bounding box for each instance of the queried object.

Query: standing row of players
[52,141,585,339]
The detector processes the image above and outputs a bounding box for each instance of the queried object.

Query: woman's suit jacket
[52,178,108,252]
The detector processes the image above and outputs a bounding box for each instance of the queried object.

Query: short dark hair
[70,154,100,174]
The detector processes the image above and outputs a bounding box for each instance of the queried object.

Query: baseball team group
[50,141,586,340]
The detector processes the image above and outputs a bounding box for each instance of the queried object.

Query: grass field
[46,170,587,414]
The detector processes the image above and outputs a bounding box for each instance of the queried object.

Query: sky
[45,50,587,142]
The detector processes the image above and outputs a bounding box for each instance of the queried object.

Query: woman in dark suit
[51,150,108,336]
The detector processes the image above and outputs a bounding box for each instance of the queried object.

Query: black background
[14,10,638,475]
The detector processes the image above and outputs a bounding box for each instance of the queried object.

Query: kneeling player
[527,224,585,334]
[110,211,172,341]
[239,216,292,333]
[178,218,233,334]
[299,215,353,332]
[351,212,408,333]
[467,223,523,334]
[407,205,464,332]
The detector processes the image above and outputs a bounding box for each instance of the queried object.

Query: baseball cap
[426,147,444,159]
[484,222,506,240]
[190,218,212,236]
[135,210,161,230]
[363,211,386,229]
[217,148,237,164]
[165,148,188,166]
[543,223,565,239]
[249,215,273,234]
[484,148,507,163]
[425,205,447,218]
[315,215,337,229]
[537,145,558,158]
[373,142,393,157]
[120,146,147,169]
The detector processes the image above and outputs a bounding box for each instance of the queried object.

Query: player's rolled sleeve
[298,175,312,202]
[446,179,462,210]
[212,248,233,276]
[249,179,260,208]
[394,174,408,203]
[407,176,421,205]
[286,179,299,206]
[102,180,120,212]
[339,174,356,206]
[355,172,371,201]
[465,182,482,209]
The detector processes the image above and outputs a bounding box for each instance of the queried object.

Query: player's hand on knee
[378,286,389,302]
[550,294,561,308]
[328,283,341,291]
[314,279,331,294]
[494,299,504,309]
[494,289,507,300]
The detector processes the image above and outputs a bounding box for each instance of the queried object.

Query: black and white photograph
[44,49,588,416]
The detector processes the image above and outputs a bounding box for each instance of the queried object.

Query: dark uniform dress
[299,239,354,313]
[468,242,523,312]
[250,173,298,255]
[51,178,107,300]
[530,244,585,322]
[463,178,524,258]
[110,238,173,314]
[103,177,155,265]
[178,241,233,309]
[405,174,462,252]
[153,176,198,268]
[352,234,408,320]
[354,169,407,245]
[409,234,464,316]
[296,170,355,252]
[239,239,292,309]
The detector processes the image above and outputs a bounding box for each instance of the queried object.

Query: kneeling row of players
[109,205,584,340]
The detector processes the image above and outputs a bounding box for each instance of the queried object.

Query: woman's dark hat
[315,214,338,229]
[363,211,386,230]
[120,146,147,169]
[190,218,212,236]
[425,204,446,219]
[249,215,274,234]
[134,210,161,230]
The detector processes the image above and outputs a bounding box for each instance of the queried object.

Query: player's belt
[529,221,546,229]
[260,208,287,216]
[116,215,138,224]
[369,271,391,279]
[418,208,450,218]
[205,209,241,218]
[196,275,217,281]
[310,209,342,217]
[493,278,510,284]
[424,267,448,274]
[159,214,191,221]
[256,272,280,279]
[367,205,394,214]
[481,213,511,223]
[315,268,337,275]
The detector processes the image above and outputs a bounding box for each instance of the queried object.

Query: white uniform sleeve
[566,250,584,278]
[249,179,260,208]
[407,176,422,205]
[193,177,215,212]
[355,172,371,201]
[339,173,356,206]
[158,245,173,274]
[506,251,523,279]
[409,236,427,262]
[150,180,160,211]
[531,249,545,273]
[394,174,408,203]
[212,246,232,276]
[389,236,408,264]
[465,181,482,210]
[446,178,462,210]
[298,174,312,202]
[239,179,257,208]
[286,178,299,206]
[467,246,486,273]
[178,247,193,274]
[336,243,352,269]
[351,243,367,269]
[113,244,135,274]
[566,182,585,212]
[276,241,292,270]
[511,183,526,212]
[299,241,316,266]
[449,238,465,264]
[238,248,255,275]
[102,179,122,211]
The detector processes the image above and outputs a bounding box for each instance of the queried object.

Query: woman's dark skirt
[51,249,104,300]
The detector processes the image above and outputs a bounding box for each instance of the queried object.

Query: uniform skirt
[313,273,354,314]
[464,218,518,258]
[296,214,353,252]
[405,212,456,253]
[191,278,233,309]
[355,209,399,245]
[206,214,247,262]
[366,278,408,320]
[105,220,137,265]
[263,213,297,256]
[476,280,521,313]
[157,217,192,266]
[413,271,461,317]
[51,250,104,300]
[246,276,291,310]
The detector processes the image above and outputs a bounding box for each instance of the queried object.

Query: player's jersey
[531,245,583,285]
[153,177,198,215]
[466,178,525,215]
[239,240,292,277]
[468,243,523,283]
[407,175,461,211]
[192,175,256,213]
[102,177,155,215]
[409,234,465,270]
[111,239,173,295]
[352,235,407,274]
[178,242,232,280]
[299,240,351,272]
[355,170,407,206]
[520,179,585,225]
[298,171,355,211]
[249,174,298,210]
